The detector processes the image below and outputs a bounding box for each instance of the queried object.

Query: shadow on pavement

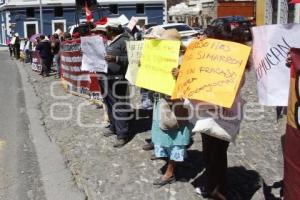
[226,166,262,200]
[189,163,262,200]
[263,180,283,200]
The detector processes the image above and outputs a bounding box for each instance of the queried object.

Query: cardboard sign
[125,41,143,84]
[81,35,107,73]
[135,39,180,95]
[172,38,251,108]
[127,17,138,31]
[252,24,300,106]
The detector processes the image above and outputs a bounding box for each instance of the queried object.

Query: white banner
[81,35,107,73]
[252,24,300,106]
[125,41,143,84]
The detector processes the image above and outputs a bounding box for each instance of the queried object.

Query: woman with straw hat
[150,29,192,187]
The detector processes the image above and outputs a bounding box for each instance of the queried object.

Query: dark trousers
[9,46,13,57]
[14,45,20,59]
[41,58,51,76]
[98,77,130,139]
[201,133,229,196]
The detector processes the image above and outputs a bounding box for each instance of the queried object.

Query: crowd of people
[12,18,292,200]
[8,33,21,60]
[8,30,68,78]
[82,19,250,200]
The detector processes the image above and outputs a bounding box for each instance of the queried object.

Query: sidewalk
[21,61,285,200]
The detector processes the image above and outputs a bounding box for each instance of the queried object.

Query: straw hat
[160,29,181,41]
[106,15,129,28]
[91,25,107,32]
[160,28,186,52]
[92,17,108,32]
[144,26,165,39]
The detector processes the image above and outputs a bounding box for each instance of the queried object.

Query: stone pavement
[21,60,285,200]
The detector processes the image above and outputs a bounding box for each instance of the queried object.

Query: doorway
[24,21,39,39]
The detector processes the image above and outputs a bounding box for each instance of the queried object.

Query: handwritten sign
[252,24,300,106]
[127,17,138,31]
[135,39,180,95]
[125,41,143,84]
[172,38,251,108]
[81,35,107,73]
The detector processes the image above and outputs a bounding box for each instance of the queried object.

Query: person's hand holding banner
[172,38,251,108]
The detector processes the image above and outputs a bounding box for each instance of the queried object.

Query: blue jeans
[53,54,60,77]
[140,89,153,110]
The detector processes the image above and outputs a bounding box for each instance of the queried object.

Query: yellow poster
[135,39,180,95]
[172,38,251,108]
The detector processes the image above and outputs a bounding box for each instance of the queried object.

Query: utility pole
[164,0,168,24]
[39,0,43,33]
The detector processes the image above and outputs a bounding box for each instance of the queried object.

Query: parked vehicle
[192,27,205,35]
[145,23,199,47]
[205,16,252,41]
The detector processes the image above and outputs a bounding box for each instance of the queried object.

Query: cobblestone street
[21,61,285,200]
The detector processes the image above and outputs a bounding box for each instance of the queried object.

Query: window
[26,8,35,18]
[24,21,39,38]
[135,17,148,27]
[109,4,118,15]
[272,0,278,24]
[54,7,63,17]
[136,4,144,14]
[52,19,66,34]
[288,4,295,23]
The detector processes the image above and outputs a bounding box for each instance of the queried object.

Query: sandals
[153,176,176,187]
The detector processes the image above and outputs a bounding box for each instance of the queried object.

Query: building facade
[168,0,216,28]
[0,0,166,44]
[256,0,300,25]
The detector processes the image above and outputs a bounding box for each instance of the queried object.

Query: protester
[190,25,249,200]
[8,39,13,58]
[98,20,131,148]
[91,18,108,42]
[150,29,192,187]
[36,35,52,77]
[24,38,32,63]
[51,33,61,78]
[64,32,72,41]
[141,27,165,152]
[13,33,20,60]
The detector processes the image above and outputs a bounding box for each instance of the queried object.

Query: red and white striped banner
[60,38,100,99]
[31,51,42,72]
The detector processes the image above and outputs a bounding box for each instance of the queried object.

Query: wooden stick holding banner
[135,39,181,95]
[172,38,251,108]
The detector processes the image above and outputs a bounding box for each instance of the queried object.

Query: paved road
[0,53,45,199]
[0,51,85,200]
